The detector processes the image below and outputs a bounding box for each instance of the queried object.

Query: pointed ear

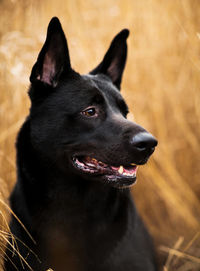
[90,29,129,90]
[30,17,71,87]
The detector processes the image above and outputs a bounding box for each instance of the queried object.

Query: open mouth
[72,156,138,180]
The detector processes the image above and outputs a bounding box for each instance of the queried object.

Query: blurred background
[0,0,200,270]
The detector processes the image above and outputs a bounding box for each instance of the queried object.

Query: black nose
[130,132,158,153]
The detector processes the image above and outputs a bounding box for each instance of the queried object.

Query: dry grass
[0,0,200,270]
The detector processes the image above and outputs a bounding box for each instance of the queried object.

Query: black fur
[4,17,158,271]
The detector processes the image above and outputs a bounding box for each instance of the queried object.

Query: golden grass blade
[164,236,184,270]
[0,198,35,244]
[0,246,19,271]
[0,207,18,257]
[1,235,33,271]
[0,230,41,263]
[183,232,200,253]
[160,246,200,265]
[1,235,25,270]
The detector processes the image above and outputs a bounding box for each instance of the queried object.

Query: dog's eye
[82,107,97,118]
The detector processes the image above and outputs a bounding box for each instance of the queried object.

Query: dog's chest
[41,225,84,271]
[33,195,154,271]
[33,194,128,270]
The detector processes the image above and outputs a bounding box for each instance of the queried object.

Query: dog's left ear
[90,29,129,90]
[30,17,71,87]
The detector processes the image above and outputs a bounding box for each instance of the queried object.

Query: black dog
[4,17,158,271]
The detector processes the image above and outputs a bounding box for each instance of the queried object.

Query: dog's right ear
[30,17,71,87]
[90,29,129,90]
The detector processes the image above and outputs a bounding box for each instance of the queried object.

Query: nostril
[134,141,150,151]
[130,132,158,152]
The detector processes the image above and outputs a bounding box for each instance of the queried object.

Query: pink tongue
[124,167,137,174]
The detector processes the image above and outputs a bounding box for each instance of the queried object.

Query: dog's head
[28,17,157,188]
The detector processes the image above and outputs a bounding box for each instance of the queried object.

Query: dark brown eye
[82,107,97,117]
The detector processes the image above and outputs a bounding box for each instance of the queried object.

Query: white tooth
[118,166,124,174]
[130,163,137,166]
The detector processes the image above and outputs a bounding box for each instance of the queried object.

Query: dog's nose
[130,132,158,154]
